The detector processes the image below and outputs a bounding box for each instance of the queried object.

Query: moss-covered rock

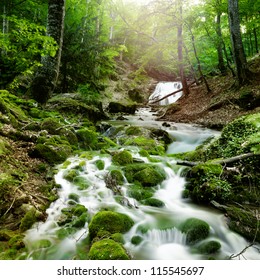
[76,128,99,150]
[124,136,165,155]
[180,218,210,245]
[127,184,155,201]
[226,206,260,242]
[19,208,37,232]
[109,169,125,185]
[124,163,166,187]
[108,102,136,114]
[112,150,133,165]
[95,159,105,170]
[142,198,165,208]
[63,169,80,182]
[131,235,143,245]
[88,239,130,260]
[197,240,221,255]
[88,210,134,240]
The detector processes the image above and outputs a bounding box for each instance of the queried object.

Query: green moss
[180,218,210,245]
[124,163,166,187]
[19,208,37,232]
[88,210,134,240]
[31,239,52,249]
[0,137,11,156]
[131,235,143,245]
[112,150,133,165]
[142,198,165,208]
[33,141,72,164]
[63,169,80,182]
[68,193,80,202]
[41,118,63,135]
[110,169,125,185]
[124,136,165,155]
[127,184,154,201]
[73,176,91,190]
[8,234,25,250]
[125,126,142,136]
[0,230,16,241]
[95,159,105,170]
[197,240,221,255]
[111,233,125,244]
[76,128,99,150]
[88,239,130,260]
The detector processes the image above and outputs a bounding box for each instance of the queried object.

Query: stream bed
[23,107,260,260]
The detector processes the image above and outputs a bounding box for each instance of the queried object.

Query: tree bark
[215,6,227,75]
[227,0,249,86]
[176,153,258,167]
[31,0,65,104]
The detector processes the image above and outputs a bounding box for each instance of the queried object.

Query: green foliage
[0,16,57,90]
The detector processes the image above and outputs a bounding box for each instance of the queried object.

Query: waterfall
[145,228,186,245]
[148,82,183,105]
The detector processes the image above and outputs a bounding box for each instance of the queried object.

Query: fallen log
[176,152,259,167]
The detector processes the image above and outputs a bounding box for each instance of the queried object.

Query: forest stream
[21,83,260,260]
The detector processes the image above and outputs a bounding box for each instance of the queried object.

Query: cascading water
[148,82,183,105]
[22,107,260,260]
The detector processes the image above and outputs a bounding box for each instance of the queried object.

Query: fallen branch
[176,152,259,167]
[149,80,197,104]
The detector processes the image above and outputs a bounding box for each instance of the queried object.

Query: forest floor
[158,55,260,128]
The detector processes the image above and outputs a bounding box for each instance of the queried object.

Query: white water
[23,108,260,260]
[148,81,183,105]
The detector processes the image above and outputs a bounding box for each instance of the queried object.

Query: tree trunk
[30,0,65,104]
[216,10,227,75]
[177,0,189,96]
[253,27,258,54]
[227,0,249,86]
[189,27,211,93]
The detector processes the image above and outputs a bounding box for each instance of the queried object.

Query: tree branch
[176,153,259,167]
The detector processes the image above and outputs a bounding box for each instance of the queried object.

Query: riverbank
[157,55,260,129]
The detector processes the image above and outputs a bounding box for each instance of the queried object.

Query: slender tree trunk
[227,0,249,85]
[216,10,227,75]
[31,0,65,103]
[177,0,189,96]
[183,43,198,84]
[189,27,211,93]
[253,27,258,54]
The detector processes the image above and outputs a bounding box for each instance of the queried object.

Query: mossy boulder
[124,163,166,187]
[131,235,143,245]
[73,176,91,190]
[127,184,155,201]
[197,240,221,255]
[112,150,133,165]
[108,102,136,114]
[88,210,134,240]
[31,135,72,164]
[19,208,38,232]
[88,239,130,260]
[109,169,125,185]
[180,218,210,245]
[95,159,105,170]
[76,128,99,150]
[142,198,165,208]
[63,169,80,182]
[123,136,165,155]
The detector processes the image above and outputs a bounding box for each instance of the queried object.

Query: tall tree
[227,0,249,85]
[177,0,189,95]
[31,0,65,103]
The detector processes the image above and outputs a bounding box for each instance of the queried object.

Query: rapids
[23,107,260,260]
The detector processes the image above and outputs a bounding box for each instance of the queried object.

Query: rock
[180,218,210,245]
[88,210,134,240]
[112,150,133,165]
[197,240,221,255]
[88,239,130,260]
[124,163,166,187]
[141,198,165,208]
[108,102,136,114]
